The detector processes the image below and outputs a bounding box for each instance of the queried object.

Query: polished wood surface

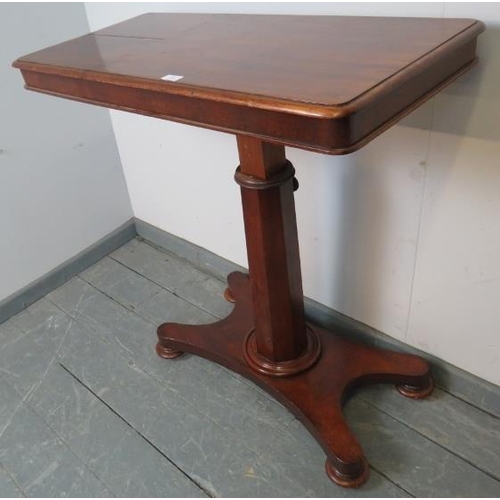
[157,271,433,487]
[13,14,484,154]
[236,137,310,369]
[13,13,483,488]
[157,134,433,485]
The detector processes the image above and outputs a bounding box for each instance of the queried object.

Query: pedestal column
[235,136,320,376]
[156,135,433,488]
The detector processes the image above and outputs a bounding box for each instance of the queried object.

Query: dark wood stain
[157,271,433,486]
[13,13,484,154]
[13,13,484,488]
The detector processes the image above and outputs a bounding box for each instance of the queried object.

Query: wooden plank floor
[1,237,499,497]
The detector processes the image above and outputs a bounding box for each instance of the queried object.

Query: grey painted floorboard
[27,363,205,498]
[0,323,55,400]
[0,465,24,498]
[54,323,266,497]
[0,381,112,498]
[252,417,409,498]
[0,320,26,350]
[0,378,24,433]
[9,298,74,355]
[110,239,233,319]
[1,236,499,497]
[46,277,129,336]
[80,256,162,311]
[112,238,500,494]
[359,385,500,482]
[345,397,500,497]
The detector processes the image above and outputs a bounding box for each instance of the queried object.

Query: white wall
[1,3,133,302]
[84,3,500,386]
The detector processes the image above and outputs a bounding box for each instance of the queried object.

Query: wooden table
[14,13,484,487]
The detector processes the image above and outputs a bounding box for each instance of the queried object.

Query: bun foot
[397,374,434,399]
[156,272,435,488]
[224,287,236,303]
[325,458,370,488]
[156,341,184,359]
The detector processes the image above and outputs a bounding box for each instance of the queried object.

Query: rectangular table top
[13,13,484,154]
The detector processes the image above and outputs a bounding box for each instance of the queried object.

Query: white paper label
[161,74,184,82]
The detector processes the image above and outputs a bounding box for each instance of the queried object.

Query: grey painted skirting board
[136,218,500,417]
[1,216,498,417]
[0,218,136,325]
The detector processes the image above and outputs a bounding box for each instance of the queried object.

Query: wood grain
[13,13,484,154]
[11,13,487,489]
[4,240,499,496]
[157,271,433,487]
[236,137,308,366]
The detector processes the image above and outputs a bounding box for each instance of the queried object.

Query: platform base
[157,272,433,487]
